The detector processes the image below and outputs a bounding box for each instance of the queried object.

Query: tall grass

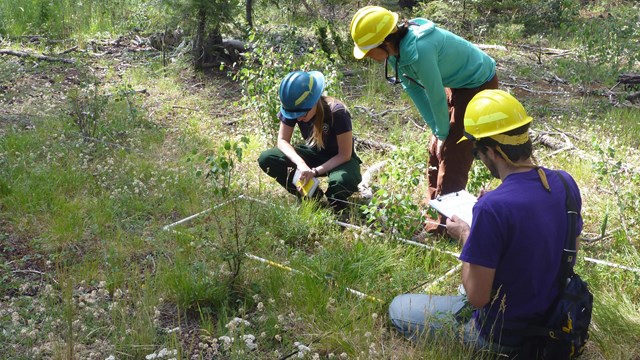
[0,0,153,38]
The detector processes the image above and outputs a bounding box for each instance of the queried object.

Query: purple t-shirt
[279,101,352,157]
[459,168,582,344]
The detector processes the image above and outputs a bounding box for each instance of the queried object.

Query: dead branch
[172,105,199,111]
[299,0,314,13]
[12,269,58,284]
[358,160,389,200]
[56,45,79,55]
[104,88,148,97]
[474,44,507,51]
[618,73,640,85]
[627,91,640,103]
[353,136,398,152]
[507,43,573,57]
[354,105,411,119]
[0,49,75,63]
[580,232,614,243]
[501,82,568,95]
[408,117,427,132]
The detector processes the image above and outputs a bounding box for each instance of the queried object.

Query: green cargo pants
[258,144,362,209]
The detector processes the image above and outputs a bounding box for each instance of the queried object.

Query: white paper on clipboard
[291,168,319,198]
[428,190,477,225]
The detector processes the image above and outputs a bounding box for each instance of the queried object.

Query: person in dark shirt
[258,71,362,211]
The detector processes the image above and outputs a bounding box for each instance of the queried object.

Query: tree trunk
[246,0,253,28]
[193,6,206,70]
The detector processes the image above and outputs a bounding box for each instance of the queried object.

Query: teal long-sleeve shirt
[389,19,496,140]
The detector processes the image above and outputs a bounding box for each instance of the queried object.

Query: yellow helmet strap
[494,145,551,192]
[489,132,529,145]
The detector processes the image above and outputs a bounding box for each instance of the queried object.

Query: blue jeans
[388,294,520,355]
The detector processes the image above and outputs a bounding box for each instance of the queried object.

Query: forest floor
[2,33,639,359]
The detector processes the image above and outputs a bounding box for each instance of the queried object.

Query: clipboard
[292,168,319,198]
[428,190,477,225]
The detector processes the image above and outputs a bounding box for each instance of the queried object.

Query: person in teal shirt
[350,6,499,236]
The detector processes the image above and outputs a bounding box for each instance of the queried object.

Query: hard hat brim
[353,45,367,60]
[279,108,309,120]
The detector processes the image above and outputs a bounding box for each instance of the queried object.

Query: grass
[1,1,640,359]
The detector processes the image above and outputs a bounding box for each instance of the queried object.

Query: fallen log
[0,49,75,63]
[618,73,640,85]
[627,91,640,103]
[353,136,398,152]
[358,160,388,201]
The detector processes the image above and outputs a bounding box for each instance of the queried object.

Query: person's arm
[276,122,314,181]
[313,131,353,175]
[447,215,495,308]
[462,263,495,308]
[412,46,450,140]
[402,79,437,133]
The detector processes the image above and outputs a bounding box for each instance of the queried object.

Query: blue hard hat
[278,71,325,120]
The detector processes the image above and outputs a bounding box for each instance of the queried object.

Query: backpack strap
[556,171,578,282]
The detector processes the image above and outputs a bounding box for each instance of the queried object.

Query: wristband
[313,168,319,176]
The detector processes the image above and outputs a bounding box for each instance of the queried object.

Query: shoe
[411,229,432,243]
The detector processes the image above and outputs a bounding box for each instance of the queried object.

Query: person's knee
[258,150,279,174]
[388,295,403,320]
[328,172,360,193]
[257,152,268,170]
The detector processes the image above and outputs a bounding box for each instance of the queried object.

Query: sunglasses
[472,144,486,160]
[384,57,425,89]
[384,58,401,85]
[472,147,481,160]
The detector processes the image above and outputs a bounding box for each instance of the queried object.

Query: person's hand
[446,215,470,245]
[296,165,315,189]
[436,138,445,158]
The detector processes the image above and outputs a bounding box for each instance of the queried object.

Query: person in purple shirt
[388,90,583,356]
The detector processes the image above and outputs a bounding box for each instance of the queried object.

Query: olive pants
[258,145,362,209]
[425,74,499,234]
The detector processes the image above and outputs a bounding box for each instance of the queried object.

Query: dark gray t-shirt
[279,101,352,157]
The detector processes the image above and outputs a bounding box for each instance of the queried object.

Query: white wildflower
[113,288,124,299]
[225,317,250,332]
[166,327,180,334]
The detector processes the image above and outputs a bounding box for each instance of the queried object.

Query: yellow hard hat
[460,89,533,143]
[350,6,399,59]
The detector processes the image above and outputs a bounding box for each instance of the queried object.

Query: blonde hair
[307,95,342,150]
